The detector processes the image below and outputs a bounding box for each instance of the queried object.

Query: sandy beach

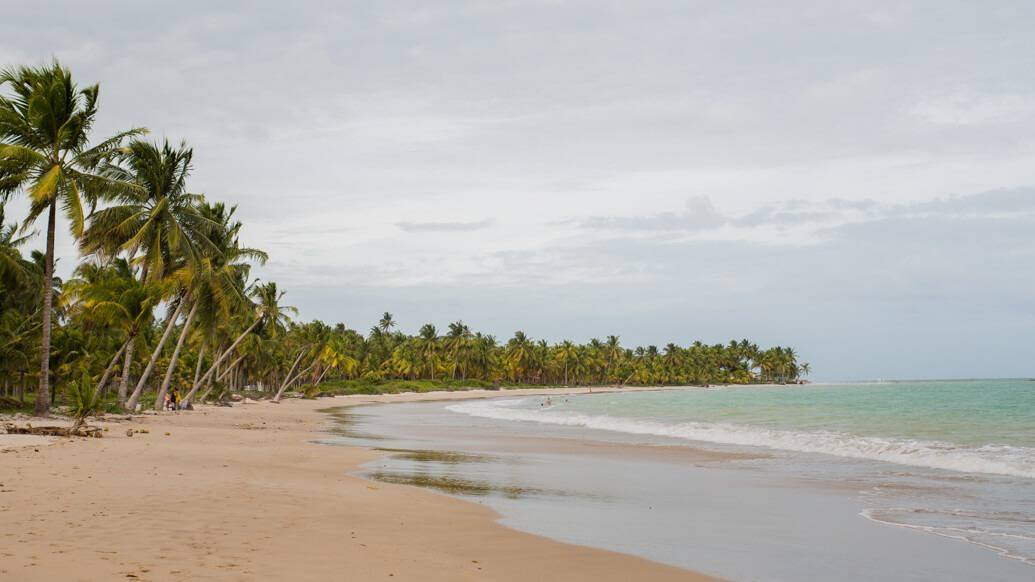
[1,388,717,581]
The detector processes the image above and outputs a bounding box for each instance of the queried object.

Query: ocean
[448,379,1035,479]
[326,380,1035,580]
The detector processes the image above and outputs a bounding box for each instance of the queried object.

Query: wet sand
[339,394,1035,581]
[0,388,717,581]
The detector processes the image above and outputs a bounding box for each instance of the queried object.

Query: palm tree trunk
[199,354,244,402]
[192,344,206,392]
[126,299,186,411]
[182,318,260,405]
[218,354,246,382]
[117,336,137,407]
[285,361,317,390]
[272,350,306,403]
[34,202,57,416]
[197,373,216,403]
[154,301,198,411]
[96,339,130,397]
[315,366,331,386]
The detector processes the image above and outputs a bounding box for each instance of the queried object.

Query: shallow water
[449,380,1035,478]
[322,382,1035,581]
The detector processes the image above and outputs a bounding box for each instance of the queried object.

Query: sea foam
[446,399,1035,479]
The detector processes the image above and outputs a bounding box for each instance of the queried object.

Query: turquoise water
[567,379,1035,448]
[449,380,1035,478]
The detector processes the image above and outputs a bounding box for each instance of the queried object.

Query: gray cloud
[581,196,724,233]
[575,189,1035,241]
[396,219,494,233]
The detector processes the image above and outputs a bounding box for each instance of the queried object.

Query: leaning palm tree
[182,280,293,406]
[798,362,811,378]
[0,61,145,414]
[152,202,265,410]
[82,139,223,411]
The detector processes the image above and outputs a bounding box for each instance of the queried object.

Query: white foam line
[860,509,1035,567]
[446,401,1035,479]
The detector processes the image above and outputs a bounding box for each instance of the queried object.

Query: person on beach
[163,393,172,411]
[170,389,179,411]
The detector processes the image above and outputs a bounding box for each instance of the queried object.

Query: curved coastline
[2,388,717,581]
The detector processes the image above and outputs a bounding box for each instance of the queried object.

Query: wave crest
[446,400,1035,479]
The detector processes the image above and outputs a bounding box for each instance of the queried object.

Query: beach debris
[164,432,171,436]
[4,423,102,438]
[126,429,134,437]
[233,423,266,430]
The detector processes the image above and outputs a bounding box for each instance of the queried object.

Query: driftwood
[4,423,103,438]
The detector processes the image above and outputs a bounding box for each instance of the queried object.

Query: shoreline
[1,388,718,581]
[342,387,1035,580]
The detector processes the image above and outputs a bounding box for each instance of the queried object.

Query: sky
[2,1,1034,380]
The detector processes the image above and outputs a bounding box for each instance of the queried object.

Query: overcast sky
[3,1,1034,379]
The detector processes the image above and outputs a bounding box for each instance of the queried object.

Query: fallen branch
[4,423,103,438]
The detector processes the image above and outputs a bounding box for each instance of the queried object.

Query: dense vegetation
[0,62,807,415]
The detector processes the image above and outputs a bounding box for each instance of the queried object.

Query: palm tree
[63,259,160,404]
[505,331,534,383]
[443,321,472,380]
[417,323,439,380]
[82,140,217,280]
[553,340,579,385]
[798,362,811,379]
[0,61,145,414]
[152,202,265,410]
[604,335,622,383]
[0,204,33,289]
[183,280,293,405]
[378,312,396,334]
[85,139,223,411]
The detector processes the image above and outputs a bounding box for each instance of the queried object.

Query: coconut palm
[183,280,294,405]
[378,312,396,334]
[416,324,439,380]
[799,362,811,378]
[82,139,216,280]
[553,340,579,385]
[0,61,145,414]
[63,259,160,404]
[152,202,265,410]
[0,204,33,289]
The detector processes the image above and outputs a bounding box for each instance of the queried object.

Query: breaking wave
[446,399,1035,479]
